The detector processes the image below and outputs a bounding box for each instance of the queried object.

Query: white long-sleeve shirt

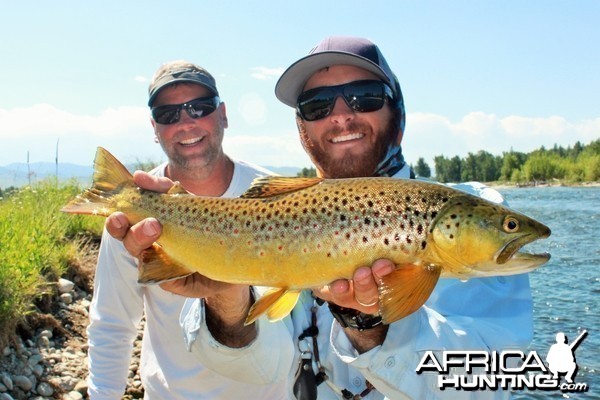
[87,158,287,400]
[180,165,533,399]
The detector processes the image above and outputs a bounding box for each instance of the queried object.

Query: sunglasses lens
[297,81,391,122]
[187,98,217,119]
[152,97,219,125]
[345,81,386,112]
[152,106,180,125]
[297,89,335,122]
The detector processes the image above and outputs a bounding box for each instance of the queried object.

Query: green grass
[0,179,103,346]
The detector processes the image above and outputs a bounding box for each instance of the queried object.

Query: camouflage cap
[148,61,219,107]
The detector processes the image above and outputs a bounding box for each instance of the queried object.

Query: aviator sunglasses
[296,80,394,122]
[151,96,220,125]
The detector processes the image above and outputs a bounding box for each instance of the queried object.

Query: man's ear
[219,102,229,129]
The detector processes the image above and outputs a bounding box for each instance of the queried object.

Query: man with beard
[108,37,531,399]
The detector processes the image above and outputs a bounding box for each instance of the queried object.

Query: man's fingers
[105,212,131,240]
[133,170,176,192]
[123,218,162,258]
[352,267,380,313]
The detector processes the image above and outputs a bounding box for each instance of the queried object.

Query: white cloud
[135,76,148,83]
[223,132,311,168]
[403,112,600,167]
[0,103,596,169]
[237,93,268,126]
[250,66,285,80]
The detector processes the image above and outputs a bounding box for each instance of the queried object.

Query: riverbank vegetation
[0,181,102,347]
[413,139,600,184]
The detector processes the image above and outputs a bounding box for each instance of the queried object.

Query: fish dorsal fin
[167,182,189,195]
[138,243,194,284]
[240,177,324,198]
[93,147,134,192]
[378,263,442,324]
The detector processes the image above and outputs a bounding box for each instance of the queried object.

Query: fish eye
[503,216,520,233]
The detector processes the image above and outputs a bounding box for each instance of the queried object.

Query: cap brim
[275,52,394,107]
[148,78,218,107]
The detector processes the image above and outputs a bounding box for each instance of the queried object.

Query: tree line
[412,139,600,184]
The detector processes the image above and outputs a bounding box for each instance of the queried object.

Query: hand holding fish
[313,260,395,316]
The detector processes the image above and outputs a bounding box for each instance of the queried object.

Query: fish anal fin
[378,263,441,324]
[245,288,301,325]
[138,243,194,284]
[241,177,324,199]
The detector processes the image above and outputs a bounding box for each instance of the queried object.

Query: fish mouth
[494,233,550,266]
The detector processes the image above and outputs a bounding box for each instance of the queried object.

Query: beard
[298,117,398,179]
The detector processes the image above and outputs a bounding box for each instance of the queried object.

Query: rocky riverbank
[0,274,144,399]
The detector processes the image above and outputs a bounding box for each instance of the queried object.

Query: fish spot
[406,237,412,244]
[449,234,454,239]
[340,215,347,222]
[362,236,368,243]
[367,200,374,207]
[417,224,423,235]
[364,217,371,225]
[421,241,427,250]
[384,238,389,245]
[431,211,438,219]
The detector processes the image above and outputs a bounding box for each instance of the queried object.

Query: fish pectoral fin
[245,288,301,325]
[137,243,194,284]
[378,263,442,324]
[240,177,324,199]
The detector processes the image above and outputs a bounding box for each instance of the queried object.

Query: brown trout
[62,147,551,325]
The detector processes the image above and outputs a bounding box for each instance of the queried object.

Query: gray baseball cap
[147,61,219,107]
[275,36,401,107]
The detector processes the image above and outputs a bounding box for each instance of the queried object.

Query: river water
[495,186,599,399]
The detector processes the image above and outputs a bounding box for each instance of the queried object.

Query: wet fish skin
[62,147,551,325]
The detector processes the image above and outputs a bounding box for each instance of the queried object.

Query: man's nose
[328,96,354,123]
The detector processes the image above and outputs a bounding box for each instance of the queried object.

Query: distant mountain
[0,162,93,188]
[0,163,303,189]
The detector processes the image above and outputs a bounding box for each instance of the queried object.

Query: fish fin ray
[240,177,324,198]
[61,147,134,215]
[167,182,189,195]
[378,263,441,324]
[245,288,300,325]
[138,243,194,284]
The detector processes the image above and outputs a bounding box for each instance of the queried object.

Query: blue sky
[1,1,598,169]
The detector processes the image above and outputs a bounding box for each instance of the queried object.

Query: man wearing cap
[87,60,286,399]
[107,38,531,399]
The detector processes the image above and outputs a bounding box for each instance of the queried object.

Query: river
[496,186,599,399]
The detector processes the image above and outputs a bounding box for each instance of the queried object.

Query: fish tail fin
[61,147,134,216]
[138,243,194,284]
[245,288,301,325]
[378,264,441,324]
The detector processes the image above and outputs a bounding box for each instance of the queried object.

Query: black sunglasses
[296,80,394,122]
[151,96,220,125]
